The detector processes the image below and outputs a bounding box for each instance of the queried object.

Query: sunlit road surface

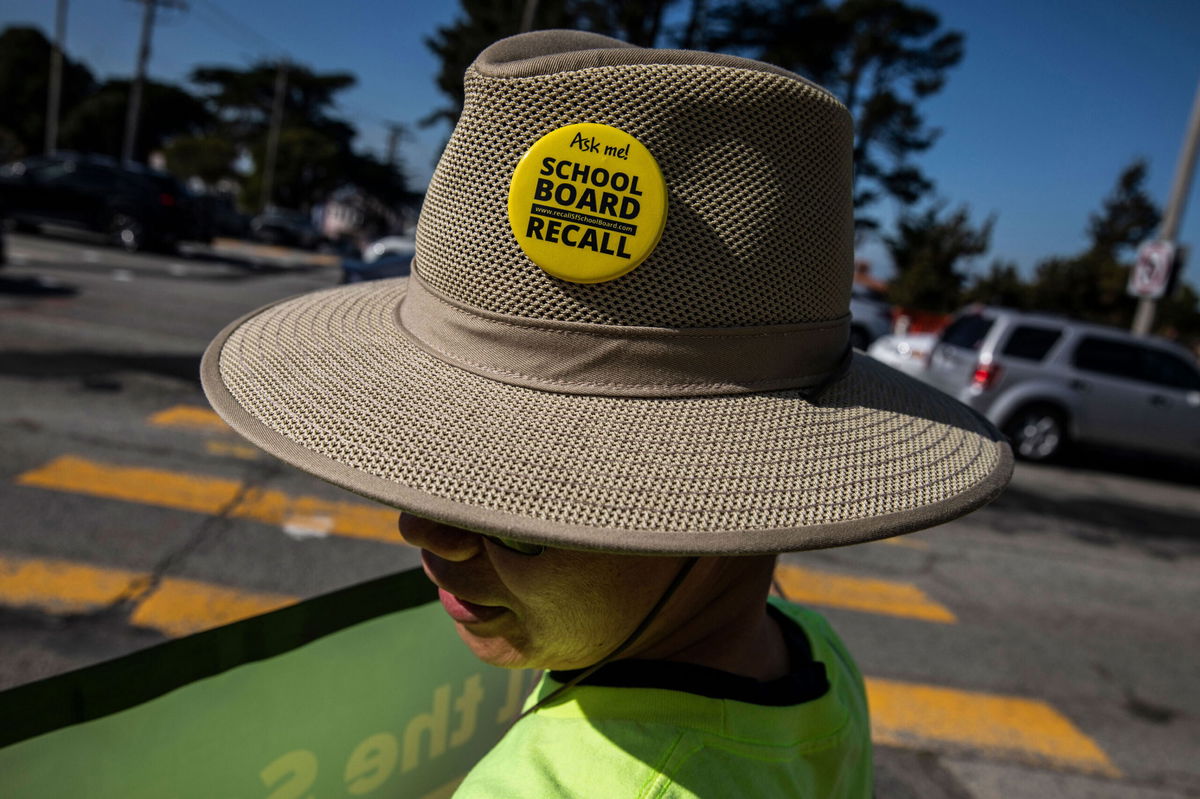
[2,232,1198,797]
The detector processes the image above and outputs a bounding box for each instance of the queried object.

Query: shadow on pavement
[1053,444,1200,488]
[987,484,1200,544]
[0,350,201,385]
[0,274,79,297]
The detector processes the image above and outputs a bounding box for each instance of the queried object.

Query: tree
[0,26,96,158]
[423,0,579,131]
[1086,159,1160,259]
[963,260,1028,309]
[163,135,238,185]
[1026,160,1163,327]
[885,203,993,311]
[708,0,963,229]
[191,62,357,147]
[58,78,211,162]
[190,61,407,211]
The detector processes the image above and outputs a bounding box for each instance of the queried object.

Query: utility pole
[1132,76,1200,336]
[384,122,404,168]
[44,0,68,155]
[260,61,288,212]
[520,0,539,32]
[121,0,186,166]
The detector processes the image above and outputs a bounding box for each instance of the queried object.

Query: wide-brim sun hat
[202,30,1012,555]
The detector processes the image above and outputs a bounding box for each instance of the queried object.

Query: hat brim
[202,278,1012,555]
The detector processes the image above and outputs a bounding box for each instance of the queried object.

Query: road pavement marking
[0,554,295,636]
[205,440,261,460]
[774,563,956,623]
[148,405,231,434]
[867,677,1120,777]
[876,536,929,550]
[16,456,402,545]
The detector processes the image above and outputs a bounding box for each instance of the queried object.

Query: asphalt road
[1,230,1197,798]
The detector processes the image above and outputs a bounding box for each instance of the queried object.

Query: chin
[456,625,534,669]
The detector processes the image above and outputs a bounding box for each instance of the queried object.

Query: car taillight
[972,362,1001,389]
[159,192,176,207]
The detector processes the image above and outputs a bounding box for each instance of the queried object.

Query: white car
[867,332,937,377]
[849,285,893,350]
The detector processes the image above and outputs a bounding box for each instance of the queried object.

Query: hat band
[396,269,850,398]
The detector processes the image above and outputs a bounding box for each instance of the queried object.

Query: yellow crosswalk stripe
[0,554,295,636]
[868,677,1120,776]
[204,440,261,460]
[16,456,403,545]
[774,563,956,623]
[147,405,231,434]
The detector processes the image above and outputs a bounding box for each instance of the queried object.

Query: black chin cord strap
[516,556,701,721]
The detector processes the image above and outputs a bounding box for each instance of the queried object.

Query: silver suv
[923,306,1200,462]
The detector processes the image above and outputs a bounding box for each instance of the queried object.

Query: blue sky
[3,0,1198,287]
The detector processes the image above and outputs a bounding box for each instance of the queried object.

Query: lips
[421,551,509,624]
[438,587,508,624]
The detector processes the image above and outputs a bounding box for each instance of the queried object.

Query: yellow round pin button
[508,123,667,283]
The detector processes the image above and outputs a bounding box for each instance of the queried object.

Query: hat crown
[415,30,855,330]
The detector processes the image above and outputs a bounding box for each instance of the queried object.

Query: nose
[399,512,483,562]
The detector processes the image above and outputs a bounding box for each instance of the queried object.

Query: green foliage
[190,62,357,146]
[423,0,596,132]
[1085,159,1161,258]
[242,127,341,211]
[0,26,96,158]
[1028,252,1134,327]
[1156,281,1200,343]
[886,204,993,311]
[58,79,212,162]
[188,61,407,211]
[163,135,238,185]
[963,260,1029,309]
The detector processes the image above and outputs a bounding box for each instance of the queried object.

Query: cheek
[504,556,681,668]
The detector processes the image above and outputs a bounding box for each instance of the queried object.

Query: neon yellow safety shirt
[454,599,872,798]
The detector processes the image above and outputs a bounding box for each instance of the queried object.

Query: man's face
[400,513,689,670]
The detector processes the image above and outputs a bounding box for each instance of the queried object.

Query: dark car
[0,153,202,252]
[250,207,320,250]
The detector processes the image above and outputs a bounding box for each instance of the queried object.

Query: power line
[191,0,289,60]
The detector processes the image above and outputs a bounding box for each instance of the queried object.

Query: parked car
[0,153,202,252]
[867,331,937,377]
[339,234,414,283]
[250,208,320,250]
[923,306,1200,462]
[849,285,893,350]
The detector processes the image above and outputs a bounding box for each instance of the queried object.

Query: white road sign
[1128,240,1176,300]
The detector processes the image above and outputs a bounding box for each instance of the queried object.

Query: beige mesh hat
[202,30,1012,555]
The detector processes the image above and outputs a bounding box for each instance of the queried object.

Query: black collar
[548,604,830,707]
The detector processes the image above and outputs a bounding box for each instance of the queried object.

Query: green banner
[0,569,530,798]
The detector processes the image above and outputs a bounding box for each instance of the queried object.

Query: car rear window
[940,315,994,350]
[1001,325,1062,361]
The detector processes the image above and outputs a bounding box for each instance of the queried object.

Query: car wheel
[109,212,145,252]
[1004,405,1068,462]
[849,326,871,352]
